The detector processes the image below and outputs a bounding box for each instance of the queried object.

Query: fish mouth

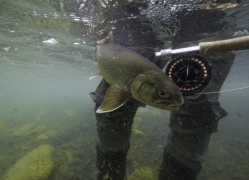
[167,106,179,111]
[155,101,171,105]
[155,100,180,111]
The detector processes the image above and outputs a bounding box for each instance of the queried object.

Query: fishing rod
[156,36,249,57]
[155,36,249,95]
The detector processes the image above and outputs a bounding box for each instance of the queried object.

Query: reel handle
[200,36,249,56]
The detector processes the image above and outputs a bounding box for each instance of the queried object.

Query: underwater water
[0,0,249,179]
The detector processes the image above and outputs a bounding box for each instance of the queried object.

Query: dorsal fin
[97,31,114,44]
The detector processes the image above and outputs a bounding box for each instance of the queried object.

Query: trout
[94,43,183,113]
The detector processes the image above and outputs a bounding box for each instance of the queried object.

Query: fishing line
[195,86,249,95]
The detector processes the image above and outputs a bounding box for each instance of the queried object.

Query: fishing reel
[165,54,211,96]
[157,36,249,96]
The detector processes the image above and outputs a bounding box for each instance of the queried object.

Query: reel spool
[165,55,211,96]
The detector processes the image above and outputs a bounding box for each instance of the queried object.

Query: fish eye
[158,89,169,98]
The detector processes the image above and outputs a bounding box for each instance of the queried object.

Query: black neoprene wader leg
[158,129,204,180]
[158,51,235,180]
[159,148,201,180]
[96,145,129,180]
[92,80,139,180]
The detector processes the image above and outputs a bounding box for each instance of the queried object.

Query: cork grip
[200,36,249,56]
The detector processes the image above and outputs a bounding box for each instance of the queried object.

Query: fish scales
[97,43,160,87]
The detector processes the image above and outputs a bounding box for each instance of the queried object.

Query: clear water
[0,0,249,179]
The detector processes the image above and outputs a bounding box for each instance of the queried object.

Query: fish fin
[96,85,130,113]
[92,53,97,62]
[89,72,100,80]
[97,31,114,44]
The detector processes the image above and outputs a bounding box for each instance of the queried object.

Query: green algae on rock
[127,167,155,180]
[132,129,145,138]
[1,145,54,180]
[13,123,35,136]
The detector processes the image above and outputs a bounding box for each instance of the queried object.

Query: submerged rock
[36,130,57,142]
[127,167,155,180]
[1,145,54,180]
[14,124,47,138]
[36,134,49,142]
[132,129,145,138]
[13,123,34,136]
[133,117,142,128]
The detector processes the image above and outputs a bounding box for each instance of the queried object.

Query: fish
[94,34,183,113]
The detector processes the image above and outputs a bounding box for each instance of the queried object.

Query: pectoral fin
[96,85,131,113]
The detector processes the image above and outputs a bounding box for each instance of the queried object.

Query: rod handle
[200,36,249,56]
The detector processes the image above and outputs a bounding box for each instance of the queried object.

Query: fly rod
[156,36,249,57]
